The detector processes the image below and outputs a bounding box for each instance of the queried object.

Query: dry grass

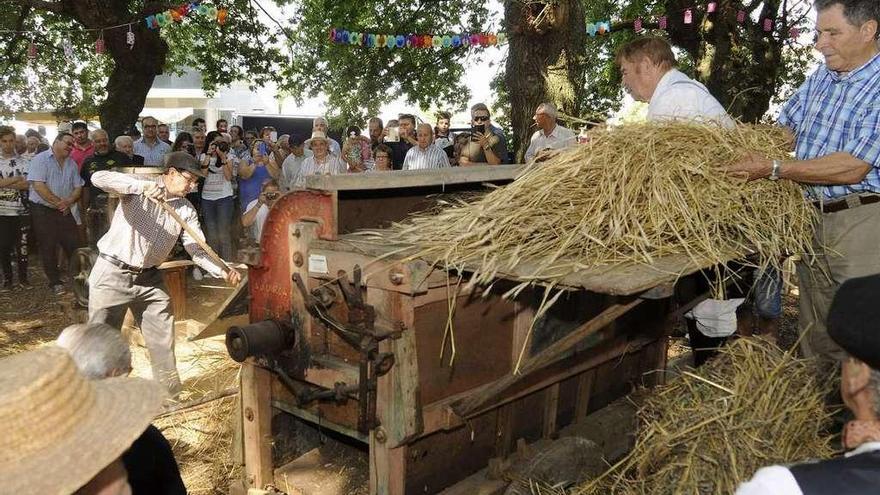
[572,337,835,495]
[356,123,815,299]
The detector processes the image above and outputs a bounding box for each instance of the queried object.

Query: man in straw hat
[87,151,242,396]
[288,131,347,189]
[0,345,164,494]
[728,0,880,369]
[57,323,186,494]
[737,273,880,493]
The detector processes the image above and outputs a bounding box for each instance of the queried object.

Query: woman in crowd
[341,125,372,172]
[241,179,281,245]
[171,132,195,156]
[372,144,394,172]
[198,131,236,268]
[287,132,346,188]
[239,126,279,212]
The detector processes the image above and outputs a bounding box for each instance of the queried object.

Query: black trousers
[0,215,28,284]
[30,204,81,285]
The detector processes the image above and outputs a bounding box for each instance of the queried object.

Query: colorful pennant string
[328,29,506,48]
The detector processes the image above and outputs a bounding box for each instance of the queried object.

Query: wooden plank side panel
[413,290,516,405]
[241,362,273,490]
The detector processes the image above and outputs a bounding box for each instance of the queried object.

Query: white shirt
[524,124,577,162]
[735,442,880,495]
[244,199,270,243]
[199,153,237,201]
[402,144,449,170]
[287,154,346,189]
[280,149,314,191]
[648,69,735,128]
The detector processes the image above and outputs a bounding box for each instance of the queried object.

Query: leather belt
[99,253,155,274]
[812,194,880,214]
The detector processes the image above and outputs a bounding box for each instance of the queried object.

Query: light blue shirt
[133,138,171,166]
[27,149,83,207]
[778,52,880,200]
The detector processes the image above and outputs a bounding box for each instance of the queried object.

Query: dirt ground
[0,261,803,494]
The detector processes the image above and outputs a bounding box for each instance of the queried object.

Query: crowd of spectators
[0,100,578,292]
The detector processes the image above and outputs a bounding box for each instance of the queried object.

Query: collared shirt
[27,149,83,208]
[133,138,172,167]
[287,155,346,189]
[778,52,880,200]
[0,153,28,216]
[403,144,450,170]
[735,442,880,495]
[648,69,735,127]
[280,149,314,191]
[91,170,226,276]
[524,124,577,162]
[70,141,95,171]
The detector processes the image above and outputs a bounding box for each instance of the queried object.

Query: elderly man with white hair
[403,123,450,170]
[524,102,576,163]
[115,135,145,165]
[305,116,341,155]
[56,322,187,494]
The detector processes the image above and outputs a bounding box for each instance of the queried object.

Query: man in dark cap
[736,273,880,494]
[86,152,241,396]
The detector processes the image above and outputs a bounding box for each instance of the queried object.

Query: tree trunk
[665,0,784,122]
[504,0,587,162]
[66,0,169,138]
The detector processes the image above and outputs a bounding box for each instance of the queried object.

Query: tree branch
[11,0,63,13]
[1,6,33,78]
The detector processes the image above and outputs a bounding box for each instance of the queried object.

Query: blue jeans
[753,267,782,319]
[201,196,234,261]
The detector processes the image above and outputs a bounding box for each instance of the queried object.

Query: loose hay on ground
[572,337,835,495]
[357,123,815,298]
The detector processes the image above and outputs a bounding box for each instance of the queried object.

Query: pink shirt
[70,142,95,171]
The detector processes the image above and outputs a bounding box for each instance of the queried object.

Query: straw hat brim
[0,376,164,495]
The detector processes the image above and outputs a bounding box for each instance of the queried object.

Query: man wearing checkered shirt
[728,0,880,366]
[87,152,241,396]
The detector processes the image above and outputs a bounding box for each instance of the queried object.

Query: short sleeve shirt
[27,150,83,207]
[0,154,28,216]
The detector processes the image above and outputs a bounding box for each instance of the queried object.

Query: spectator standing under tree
[403,124,450,170]
[287,131,346,189]
[368,117,384,151]
[242,179,281,244]
[80,130,128,246]
[14,134,26,156]
[23,129,46,158]
[524,102,577,163]
[434,111,454,150]
[191,127,207,155]
[239,127,279,211]
[215,118,228,133]
[171,131,195,156]
[0,126,30,290]
[192,118,207,133]
[280,134,313,191]
[371,144,394,172]
[115,136,145,165]
[28,132,84,295]
[305,117,341,155]
[342,125,372,172]
[199,131,237,263]
[458,103,509,166]
[387,114,418,170]
[133,116,171,167]
[229,125,251,163]
[70,121,95,171]
[157,123,172,146]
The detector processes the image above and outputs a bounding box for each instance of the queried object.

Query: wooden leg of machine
[241,361,273,490]
[369,435,407,495]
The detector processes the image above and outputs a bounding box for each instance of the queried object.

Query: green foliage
[276,0,492,127]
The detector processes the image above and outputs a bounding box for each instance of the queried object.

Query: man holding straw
[728,0,880,366]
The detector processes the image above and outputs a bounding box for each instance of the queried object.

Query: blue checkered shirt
[778,52,880,200]
[133,138,171,167]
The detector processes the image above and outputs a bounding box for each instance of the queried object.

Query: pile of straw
[359,123,815,295]
[573,338,835,495]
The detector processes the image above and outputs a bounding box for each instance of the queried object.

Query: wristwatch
[769,159,782,181]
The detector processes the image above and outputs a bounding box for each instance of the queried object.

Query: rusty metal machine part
[226,320,296,363]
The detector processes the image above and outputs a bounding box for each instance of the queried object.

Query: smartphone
[472,124,486,134]
[269,131,278,142]
[386,127,400,142]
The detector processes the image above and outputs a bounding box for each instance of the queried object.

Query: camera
[264,192,279,201]
[216,141,230,153]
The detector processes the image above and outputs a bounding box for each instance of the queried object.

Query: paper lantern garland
[329,29,506,49]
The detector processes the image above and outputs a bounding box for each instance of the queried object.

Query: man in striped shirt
[403,124,450,170]
[728,0,880,365]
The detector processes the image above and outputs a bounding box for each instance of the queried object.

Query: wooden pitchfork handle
[149,197,230,275]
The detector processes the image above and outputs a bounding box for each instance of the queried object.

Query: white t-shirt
[0,154,28,216]
[648,69,735,128]
[200,153,236,201]
[244,199,269,242]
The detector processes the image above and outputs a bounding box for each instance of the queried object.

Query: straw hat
[0,346,164,495]
[305,130,329,147]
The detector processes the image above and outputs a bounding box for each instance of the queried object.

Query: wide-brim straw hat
[304,131,329,147]
[0,346,164,495]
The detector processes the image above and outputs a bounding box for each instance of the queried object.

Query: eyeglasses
[473,116,490,122]
[375,154,390,160]
[179,171,199,185]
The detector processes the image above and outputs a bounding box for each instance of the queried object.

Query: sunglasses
[473,116,490,122]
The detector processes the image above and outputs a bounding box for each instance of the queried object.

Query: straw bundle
[359,123,815,295]
[573,338,835,495]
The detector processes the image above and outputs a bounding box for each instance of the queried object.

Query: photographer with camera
[241,179,281,244]
[198,131,236,267]
[458,103,509,166]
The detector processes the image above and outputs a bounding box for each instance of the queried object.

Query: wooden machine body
[240,167,694,494]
